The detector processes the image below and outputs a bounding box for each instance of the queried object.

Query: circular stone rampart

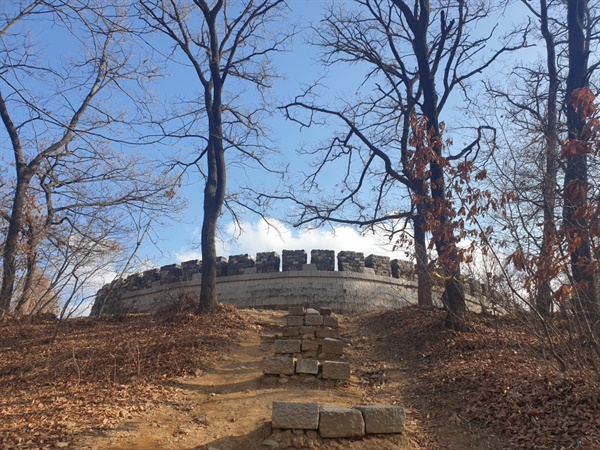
[101,269,421,315]
[91,249,488,315]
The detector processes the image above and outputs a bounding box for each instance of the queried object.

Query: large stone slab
[304,314,324,326]
[316,328,340,339]
[263,357,296,375]
[300,326,316,337]
[283,326,300,337]
[286,315,304,326]
[274,339,301,354]
[289,306,305,316]
[353,405,406,434]
[319,307,333,316]
[272,402,319,430]
[323,316,339,328]
[319,405,365,438]
[320,338,344,355]
[301,339,319,352]
[295,359,319,375]
[321,361,351,380]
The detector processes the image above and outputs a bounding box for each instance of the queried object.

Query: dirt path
[75,309,502,450]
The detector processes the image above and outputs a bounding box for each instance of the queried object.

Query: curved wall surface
[91,249,488,315]
[109,269,428,314]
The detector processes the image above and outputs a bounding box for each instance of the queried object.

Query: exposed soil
[2,305,600,450]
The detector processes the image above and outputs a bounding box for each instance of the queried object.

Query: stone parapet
[337,251,365,273]
[311,249,335,271]
[91,247,495,316]
[365,254,391,277]
[159,264,183,285]
[391,259,414,278]
[227,254,255,276]
[181,260,201,281]
[256,252,280,273]
[215,256,229,277]
[282,250,307,271]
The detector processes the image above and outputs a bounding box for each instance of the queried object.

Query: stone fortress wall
[90,249,490,316]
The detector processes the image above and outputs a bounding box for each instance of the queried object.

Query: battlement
[91,248,490,316]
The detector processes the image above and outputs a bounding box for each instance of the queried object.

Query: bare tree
[483,0,565,317]
[279,0,517,330]
[563,0,598,319]
[138,0,290,314]
[0,1,180,316]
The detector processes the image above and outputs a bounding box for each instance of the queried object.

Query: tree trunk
[536,0,559,317]
[412,7,466,330]
[444,276,466,330]
[197,120,226,314]
[563,0,598,319]
[14,232,38,315]
[414,200,432,306]
[197,14,226,314]
[198,166,220,313]
[0,174,33,315]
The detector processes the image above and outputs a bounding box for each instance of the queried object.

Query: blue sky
[1,0,536,292]
[139,0,529,272]
[134,0,391,269]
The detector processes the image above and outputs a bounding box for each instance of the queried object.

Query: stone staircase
[261,307,406,444]
[262,307,351,382]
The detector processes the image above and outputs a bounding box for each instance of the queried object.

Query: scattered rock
[261,438,280,448]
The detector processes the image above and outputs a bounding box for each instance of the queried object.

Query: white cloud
[173,218,413,264]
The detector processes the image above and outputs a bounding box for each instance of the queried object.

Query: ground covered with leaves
[357,307,600,449]
[1,305,599,449]
[0,305,250,448]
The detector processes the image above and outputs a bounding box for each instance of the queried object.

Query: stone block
[318,353,345,362]
[300,326,316,337]
[274,339,301,354]
[319,405,365,438]
[321,361,351,380]
[263,357,296,375]
[304,314,324,326]
[306,430,318,440]
[353,405,406,434]
[283,326,301,337]
[316,328,340,339]
[319,307,333,316]
[289,306,305,316]
[323,316,339,328]
[295,359,319,375]
[287,316,304,326]
[305,308,320,315]
[301,339,319,352]
[320,338,344,355]
[272,402,319,430]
